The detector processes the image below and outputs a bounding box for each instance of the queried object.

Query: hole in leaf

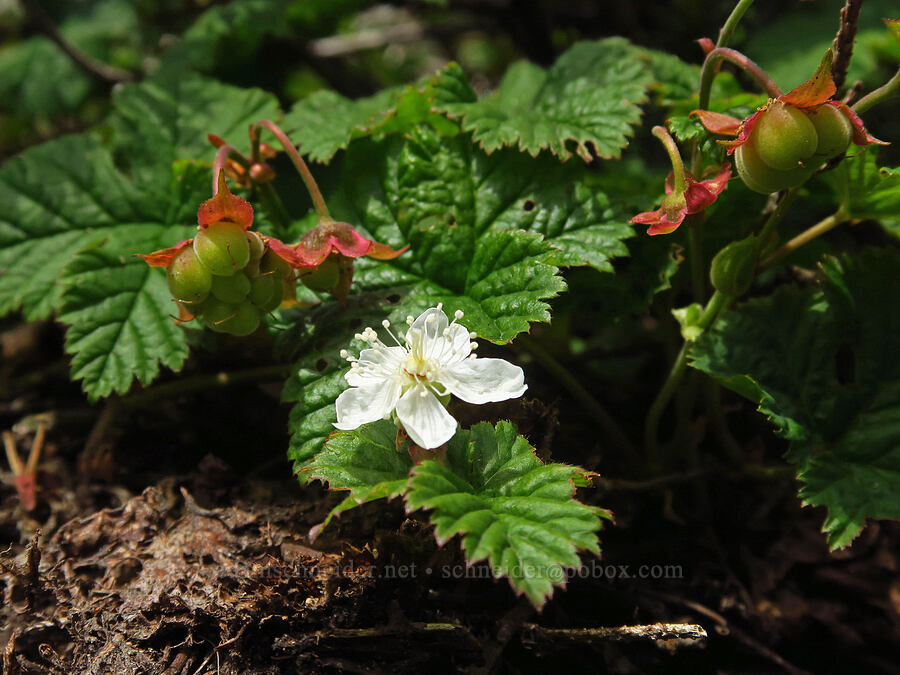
[447,214,457,226]
[385,293,401,305]
[523,199,536,212]
[315,358,328,372]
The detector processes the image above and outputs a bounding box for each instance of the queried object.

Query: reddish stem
[253,120,332,221]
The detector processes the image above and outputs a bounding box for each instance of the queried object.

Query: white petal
[334,381,401,430]
[405,307,449,362]
[395,384,457,449]
[438,323,472,365]
[345,345,405,386]
[440,357,527,404]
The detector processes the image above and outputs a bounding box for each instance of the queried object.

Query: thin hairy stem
[211,145,250,195]
[758,208,849,271]
[123,364,294,408]
[255,120,332,221]
[831,0,864,90]
[757,188,798,245]
[645,291,730,470]
[22,0,135,83]
[852,67,900,114]
[698,48,782,112]
[716,0,757,48]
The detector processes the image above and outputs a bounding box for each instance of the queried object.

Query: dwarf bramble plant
[1,0,899,607]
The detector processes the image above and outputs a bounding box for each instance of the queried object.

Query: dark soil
[1,319,899,675]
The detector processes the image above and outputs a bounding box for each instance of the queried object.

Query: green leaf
[0,38,89,117]
[281,300,392,471]
[109,70,281,180]
[690,249,900,548]
[0,0,139,117]
[746,0,900,90]
[822,149,900,221]
[406,421,607,608]
[281,63,476,163]
[327,126,577,342]
[0,73,281,397]
[305,419,414,537]
[168,0,371,72]
[57,226,193,400]
[439,38,653,162]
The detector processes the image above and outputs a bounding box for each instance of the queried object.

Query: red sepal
[295,221,407,267]
[828,101,889,146]
[134,239,192,267]
[630,164,731,236]
[781,50,836,109]
[197,174,253,230]
[690,110,743,136]
[719,109,763,154]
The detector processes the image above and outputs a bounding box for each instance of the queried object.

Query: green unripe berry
[201,298,260,336]
[210,271,251,303]
[300,258,341,292]
[193,222,250,276]
[710,236,760,297]
[807,105,852,160]
[249,274,284,311]
[752,101,818,171]
[245,232,265,277]
[259,250,292,279]
[736,142,813,194]
[167,246,212,304]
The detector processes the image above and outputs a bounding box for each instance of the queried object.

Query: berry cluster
[167,225,293,336]
[735,101,852,194]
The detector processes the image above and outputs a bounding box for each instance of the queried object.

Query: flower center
[404,353,431,380]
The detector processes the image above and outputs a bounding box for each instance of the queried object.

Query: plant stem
[22,0,135,83]
[852,67,900,115]
[645,291,730,470]
[517,335,635,456]
[255,120,332,222]
[698,48,782,111]
[758,208,849,271]
[122,364,293,408]
[716,0,757,48]
[652,126,687,193]
[703,378,744,465]
[831,0,864,90]
[212,144,250,194]
[757,188,798,245]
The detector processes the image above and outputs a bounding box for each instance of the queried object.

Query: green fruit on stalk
[710,236,760,297]
[201,298,260,336]
[259,250,291,279]
[245,232,266,277]
[210,271,251,303]
[753,101,818,171]
[735,142,813,194]
[300,258,340,292]
[807,105,852,160]
[167,246,212,304]
[248,274,284,311]
[193,222,250,276]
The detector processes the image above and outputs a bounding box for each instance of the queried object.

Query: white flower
[333,304,527,449]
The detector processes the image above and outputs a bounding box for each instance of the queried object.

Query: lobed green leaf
[690,249,900,548]
[407,421,607,608]
[438,38,653,162]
